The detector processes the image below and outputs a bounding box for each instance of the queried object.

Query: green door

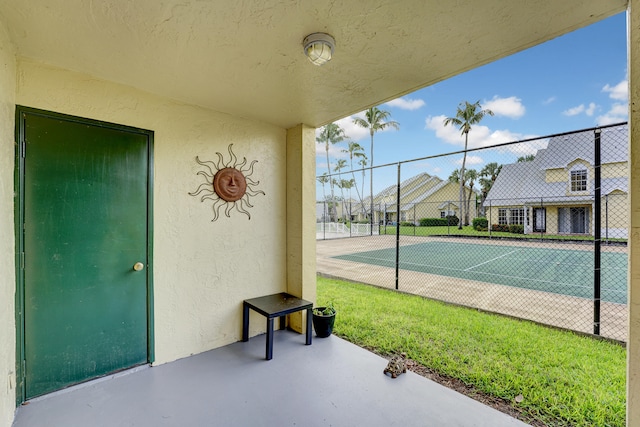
[19,108,152,399]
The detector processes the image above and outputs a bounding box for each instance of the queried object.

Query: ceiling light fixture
[303,33,335,66]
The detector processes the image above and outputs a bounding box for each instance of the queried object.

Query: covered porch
[12,331,528,427]
[2,1,640,427]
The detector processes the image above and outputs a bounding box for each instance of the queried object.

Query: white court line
[339,253,626,295]
[464,249,521,271]
[507,257,629,271]
[506,254,628,271]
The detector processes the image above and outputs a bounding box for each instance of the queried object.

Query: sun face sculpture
[189,144,265,221]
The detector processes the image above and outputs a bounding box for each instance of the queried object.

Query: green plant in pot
[312,303,336,338]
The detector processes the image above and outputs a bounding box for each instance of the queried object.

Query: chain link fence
[317,123,628,341]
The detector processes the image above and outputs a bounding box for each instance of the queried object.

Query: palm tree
[447,168,477,225]
[448,168,463,221]
[339,178,355,220]
[357,157,368,217]
[317,173,329,201]
[353,107,399,228]
[334,159,348,213]
[342,141,367,213]
[479,162,502,199]
[317,173,330,221]
[331,178,345,221]
[316,123,346,221]
[517,154,535,162]
[463,169,478,224]
[443,101,494,229]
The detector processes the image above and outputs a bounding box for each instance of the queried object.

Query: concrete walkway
[13,331,529,427]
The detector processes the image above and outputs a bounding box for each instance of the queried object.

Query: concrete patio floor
[12,330,530,427]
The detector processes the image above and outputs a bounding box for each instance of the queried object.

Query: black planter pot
[312,307,336,338]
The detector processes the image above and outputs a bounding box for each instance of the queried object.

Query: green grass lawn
[378,224,626,243]
[317,275,626,427]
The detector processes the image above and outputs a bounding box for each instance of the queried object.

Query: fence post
[382,203,386,234]
[605,194,609,244]
[413,204,416,236]
[395,164,401,290]
[370,169,374,236]
[447,201,451,235]
[594,129,602,336]
[349,200,353,238]
[488,200,492,238]
[323,201,327,240]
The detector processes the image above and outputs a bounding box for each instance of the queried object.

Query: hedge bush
[400,221,415,227]
[419,218,447,226]
[491,223,525,234]
[419,216,459,227]
[446,215,459,226]
[472,217,488,231]
[509,224,524,234]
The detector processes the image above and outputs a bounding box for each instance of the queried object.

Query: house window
[558,207,589,234]
[509,208,524,225]
[498,209,507,225]
[570,169,587,192]
[440,210,455,218]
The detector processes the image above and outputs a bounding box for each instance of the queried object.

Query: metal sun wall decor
[189,144,265,221]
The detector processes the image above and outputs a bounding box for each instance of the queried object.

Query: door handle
[133,262,145,271]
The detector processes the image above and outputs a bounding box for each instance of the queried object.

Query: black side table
[242,292,313,360]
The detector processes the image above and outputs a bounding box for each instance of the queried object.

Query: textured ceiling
[0,0,627,128]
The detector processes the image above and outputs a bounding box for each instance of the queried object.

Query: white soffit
[0,0,627,128]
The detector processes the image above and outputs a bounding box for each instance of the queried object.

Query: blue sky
[316,11,628,198]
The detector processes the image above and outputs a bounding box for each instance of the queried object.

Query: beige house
[484,126,628,238]
[2,1,640,426]
[359,172,473,224]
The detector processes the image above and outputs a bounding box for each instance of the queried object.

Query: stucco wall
[0,17,16,427]
[15,59,290,366]
[603,161,628,178]
[628,1,640,424]
[409,184,462,220]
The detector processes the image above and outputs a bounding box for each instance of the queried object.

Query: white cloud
[594,77,628,125]
[315,111,401,161]
[425,115,494,149]
[483,96,525,119]
[425,114,543,157]
[334,116,371,142]
[603,79,628,101]
[385,96,426,111]
[563,104,585,116]
[341,110,400,141]
[409,161,443,175]
[597,102,628,125]
[499,138,548,157]
[563,102,598,117]
[455,155,483,166]
[315,139,348,163]
[542,96,556,105]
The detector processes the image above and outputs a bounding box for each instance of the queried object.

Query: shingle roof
[400,180,449,211]
[353,172,473,214]
[484,125,628,207]
[537,126,627,169]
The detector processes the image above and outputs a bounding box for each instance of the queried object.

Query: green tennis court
[334,240,628,304]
